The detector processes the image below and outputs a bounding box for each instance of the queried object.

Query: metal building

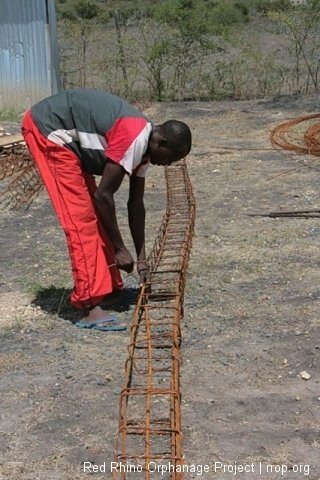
[0,0,61,111]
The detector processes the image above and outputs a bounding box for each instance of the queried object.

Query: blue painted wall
[0,0,61,110]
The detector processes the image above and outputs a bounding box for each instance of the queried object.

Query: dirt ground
[1,94,320,480]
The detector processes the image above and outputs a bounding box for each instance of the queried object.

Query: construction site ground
[1,94,320,480]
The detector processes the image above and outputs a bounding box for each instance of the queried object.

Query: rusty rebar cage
[113,159,196,480]
[0,137,42,209]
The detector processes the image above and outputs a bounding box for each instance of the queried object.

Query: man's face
[149,144,188,166]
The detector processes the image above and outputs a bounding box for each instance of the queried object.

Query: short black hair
[161,120,192,154]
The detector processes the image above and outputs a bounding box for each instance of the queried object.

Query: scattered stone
[105,374,114,382]
[300,371,311,380]
[219,358,229,366]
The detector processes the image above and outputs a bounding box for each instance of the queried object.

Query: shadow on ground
[31,285,76,322]
[31,285,140,323]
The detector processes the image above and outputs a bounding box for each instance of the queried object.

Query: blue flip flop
[75,315,127,331]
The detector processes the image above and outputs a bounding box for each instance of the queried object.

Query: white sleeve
[119,123,152,176]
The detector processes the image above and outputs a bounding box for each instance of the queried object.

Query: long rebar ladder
[113,159,195,479]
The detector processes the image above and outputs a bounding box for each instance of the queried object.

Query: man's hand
[137,260,151,290]
[115,247,134,273]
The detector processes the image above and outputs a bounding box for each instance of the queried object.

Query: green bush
[255,0,292,15]
[0,107,23,123]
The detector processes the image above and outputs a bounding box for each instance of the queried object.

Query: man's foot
[75,305,127,331]
[79,305,111,324]
[100,288,138,309]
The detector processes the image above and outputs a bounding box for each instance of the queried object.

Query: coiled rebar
[270,113,320,156]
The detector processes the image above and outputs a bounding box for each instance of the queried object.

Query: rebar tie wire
[113,159,196,480]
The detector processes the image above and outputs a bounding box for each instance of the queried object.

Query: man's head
[149,120,192,166]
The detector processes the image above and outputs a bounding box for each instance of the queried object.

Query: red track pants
[22,110,123,309]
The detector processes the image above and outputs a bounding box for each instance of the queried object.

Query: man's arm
[94,161,134,273]
[128,175,151,285]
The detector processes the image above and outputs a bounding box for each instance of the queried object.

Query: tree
[269,0,320,93]
[57,0,103,88]
[147,0,247,100]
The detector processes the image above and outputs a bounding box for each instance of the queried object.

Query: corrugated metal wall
[0,0,61,111]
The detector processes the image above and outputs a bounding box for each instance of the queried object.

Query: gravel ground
[1,94,320,480]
